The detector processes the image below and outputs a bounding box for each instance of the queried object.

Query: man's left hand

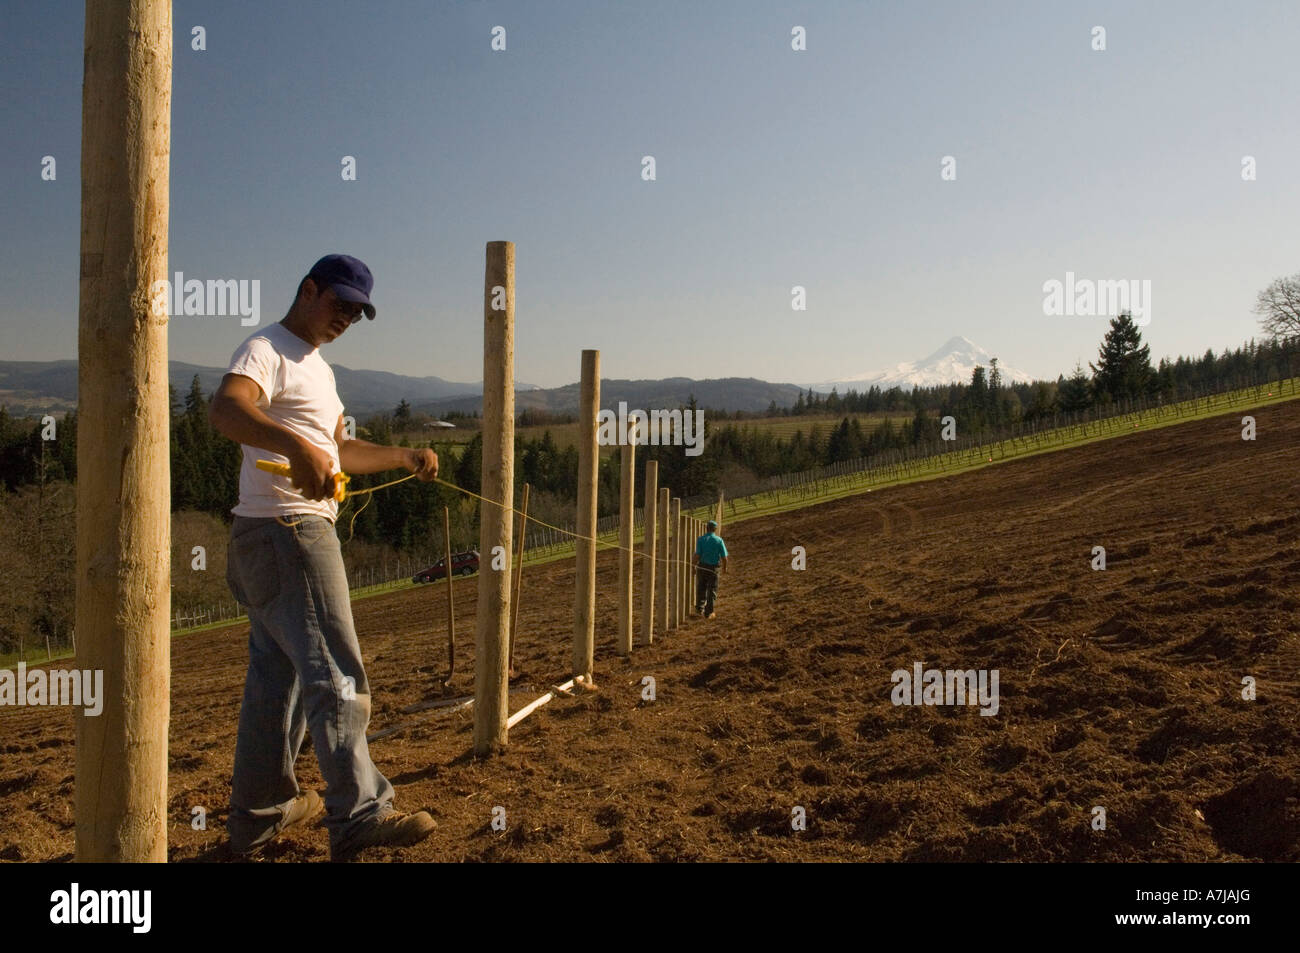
[406,448,439,481]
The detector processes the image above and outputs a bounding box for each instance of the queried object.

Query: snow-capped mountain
[808,336,1036,392]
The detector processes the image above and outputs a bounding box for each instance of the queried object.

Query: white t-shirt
[226,322,344,521]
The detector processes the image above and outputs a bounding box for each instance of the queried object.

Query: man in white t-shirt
[210,254,439,861]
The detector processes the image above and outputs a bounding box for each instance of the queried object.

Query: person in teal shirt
[693,520,729,618]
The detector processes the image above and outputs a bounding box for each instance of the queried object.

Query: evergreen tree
[456,431,483,496]
[910,404,931,445]
[536,430,559,486]
[964,366,989,432]
[987,358,1003,427]
[1023,381,1057,421]
[1155,358,1177,401]
[806,422,826,460]
[1057,363,1092,413]
[53,409,77,482]
[866,417,899,456]
[849,416,865,455]
[365,413,393,445]
[826,417,854,462]
[676,394,719,493]
[0,405,22,490]
[171,378,207,511]
[170,375,241,515]
[1091,312,1153,402]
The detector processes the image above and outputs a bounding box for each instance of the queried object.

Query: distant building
[424,420,457,429]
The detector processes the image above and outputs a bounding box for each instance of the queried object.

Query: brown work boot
[332,810,437,862]
[231,789,324,856]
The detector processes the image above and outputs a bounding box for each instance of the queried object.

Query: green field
[713,413,913,442]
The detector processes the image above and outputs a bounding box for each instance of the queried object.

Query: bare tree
[1254,273,1300,338]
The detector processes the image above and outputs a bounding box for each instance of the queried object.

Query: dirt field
[2,401,1298,862]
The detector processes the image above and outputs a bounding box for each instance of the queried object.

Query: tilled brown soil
[2,402,1298,862]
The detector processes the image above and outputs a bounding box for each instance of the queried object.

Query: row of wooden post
[627,462,705,650]
[473,242,723,755]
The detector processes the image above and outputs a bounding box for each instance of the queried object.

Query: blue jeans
[225,514,394,854]
[696,564,720,614]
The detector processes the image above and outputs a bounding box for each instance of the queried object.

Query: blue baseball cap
[707,520,718,530]
[307,254,376,319]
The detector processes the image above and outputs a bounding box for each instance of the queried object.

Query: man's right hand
[286,441,338,501]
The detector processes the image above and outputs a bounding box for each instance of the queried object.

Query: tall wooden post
[691,520,702,608]
[508,483,530,676]
[687,516,695,615]
[676,504,686,624]
[574,350,599,684]
[75,0,172,863]
[677,508,687,623]
[716,490,725,532]
[657,487,670,630]
[442,506,455,688]
[686,516,694,614]
[668,498,681,629]
[686,517,696,613]
[617,424,635,656]
[638,460,657,646]
[474,241,514,755]
[670,499,681,631]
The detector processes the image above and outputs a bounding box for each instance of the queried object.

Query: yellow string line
[339,471,714,570]
[347,473,423,497]
[429,476,713,569]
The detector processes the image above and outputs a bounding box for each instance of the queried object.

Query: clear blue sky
[3,0,1298,388]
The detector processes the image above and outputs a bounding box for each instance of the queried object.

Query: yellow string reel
[255,459,350,502]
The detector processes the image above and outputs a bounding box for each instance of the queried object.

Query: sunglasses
[327,292,367,324]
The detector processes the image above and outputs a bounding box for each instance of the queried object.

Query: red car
[413,550,480,582]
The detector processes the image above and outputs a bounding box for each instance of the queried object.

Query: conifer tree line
[725,316,1299,479]
[773,314,1300,427]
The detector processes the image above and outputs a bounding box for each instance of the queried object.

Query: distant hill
[0,360,803,418]
[414,377,807,417]
[0,360,81,414]
[164,362,496,413]
[0,359,498,417]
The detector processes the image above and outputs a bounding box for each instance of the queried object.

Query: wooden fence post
[686,517,694,614]
[507,484,529,677]
[639,460,658,646]
[681,501,691,621]
[618,427,635,657]
[75,0,172,863]
[574,350,599,684]
[668,497,681,630]
[441,506,456,687]
[474,241,514,755]
[658,487,671,633]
